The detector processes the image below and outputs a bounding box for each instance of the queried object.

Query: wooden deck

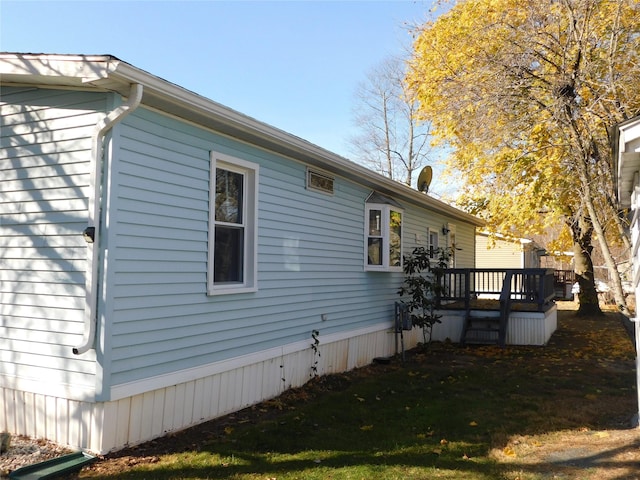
[441,298,555,313]
[436,268,557,345]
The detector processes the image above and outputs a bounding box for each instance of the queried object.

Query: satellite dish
[417,166,433,193]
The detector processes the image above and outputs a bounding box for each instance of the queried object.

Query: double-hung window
[208,152,258,295]
[365,197,403,271]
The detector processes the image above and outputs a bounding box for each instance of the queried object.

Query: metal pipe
[73,83,143,355]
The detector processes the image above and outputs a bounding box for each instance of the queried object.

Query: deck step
[464,327,500,342]
[8,451,95,480]
[461,314,504,346]
[466,326,500,333]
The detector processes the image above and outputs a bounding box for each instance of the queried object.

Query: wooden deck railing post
[464,269,471,310]
[499,271,513,347]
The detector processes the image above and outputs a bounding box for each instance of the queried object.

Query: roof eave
[0,53,484,227]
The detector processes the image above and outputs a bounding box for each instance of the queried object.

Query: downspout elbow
[73,83,143,355]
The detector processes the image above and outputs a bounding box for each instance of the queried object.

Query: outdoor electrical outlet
[321,314,328,321]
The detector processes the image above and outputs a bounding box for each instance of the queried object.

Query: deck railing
[438,268,556,312]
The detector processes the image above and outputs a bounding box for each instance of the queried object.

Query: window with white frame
[365,202,403,271]
[208,152,258,295]
[428,228,439,258]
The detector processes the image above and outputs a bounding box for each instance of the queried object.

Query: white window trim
[427,227,439,258]
[364,203,403,272]
[207,151,259,295]
[447,223,457,267]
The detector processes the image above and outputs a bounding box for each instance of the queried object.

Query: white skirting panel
[432,314,465,343]
[395,314,465,347]
[506,307,557,345]
[0,325,402,454]
[0,388,97,451]
[423,306,557,346]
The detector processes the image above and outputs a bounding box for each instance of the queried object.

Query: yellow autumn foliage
[407,0,640,246]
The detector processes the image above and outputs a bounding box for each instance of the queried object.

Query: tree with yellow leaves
[407,0,640,315]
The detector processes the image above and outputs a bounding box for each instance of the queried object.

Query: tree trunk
[561,99,620,316]
[583,187,631,316]
[570,214,603,317]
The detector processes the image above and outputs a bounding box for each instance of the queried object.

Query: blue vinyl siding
[102,107,476,388]
[0,87,109,397]
[0,86,478,396]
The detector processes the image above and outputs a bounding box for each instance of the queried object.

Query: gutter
[73,83,143,355]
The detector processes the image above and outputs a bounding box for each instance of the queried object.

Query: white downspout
[73,83,143,355]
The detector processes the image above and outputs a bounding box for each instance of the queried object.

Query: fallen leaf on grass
[469,421,478,426]
[360,425,374,431]
[503,446,516,457]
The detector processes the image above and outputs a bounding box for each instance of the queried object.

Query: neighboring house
[472,233,548,301]
[614,114,640,426]
[475,232,542,269]
[0,53,484,453]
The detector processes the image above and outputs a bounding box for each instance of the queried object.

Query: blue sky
[0,0,435,160]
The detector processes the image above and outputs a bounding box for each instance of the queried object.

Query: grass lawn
[81,303,638,480]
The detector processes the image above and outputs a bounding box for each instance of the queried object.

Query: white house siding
[451,222,475,267]
[0,87,108,402]
[476,234,524,269]
[617,116,640,427]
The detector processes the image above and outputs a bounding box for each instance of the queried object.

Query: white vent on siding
[307,168,334,194]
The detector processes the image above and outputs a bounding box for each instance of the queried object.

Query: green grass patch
[81,309,637,480]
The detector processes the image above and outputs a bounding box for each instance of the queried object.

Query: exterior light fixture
[83,226,95,243]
